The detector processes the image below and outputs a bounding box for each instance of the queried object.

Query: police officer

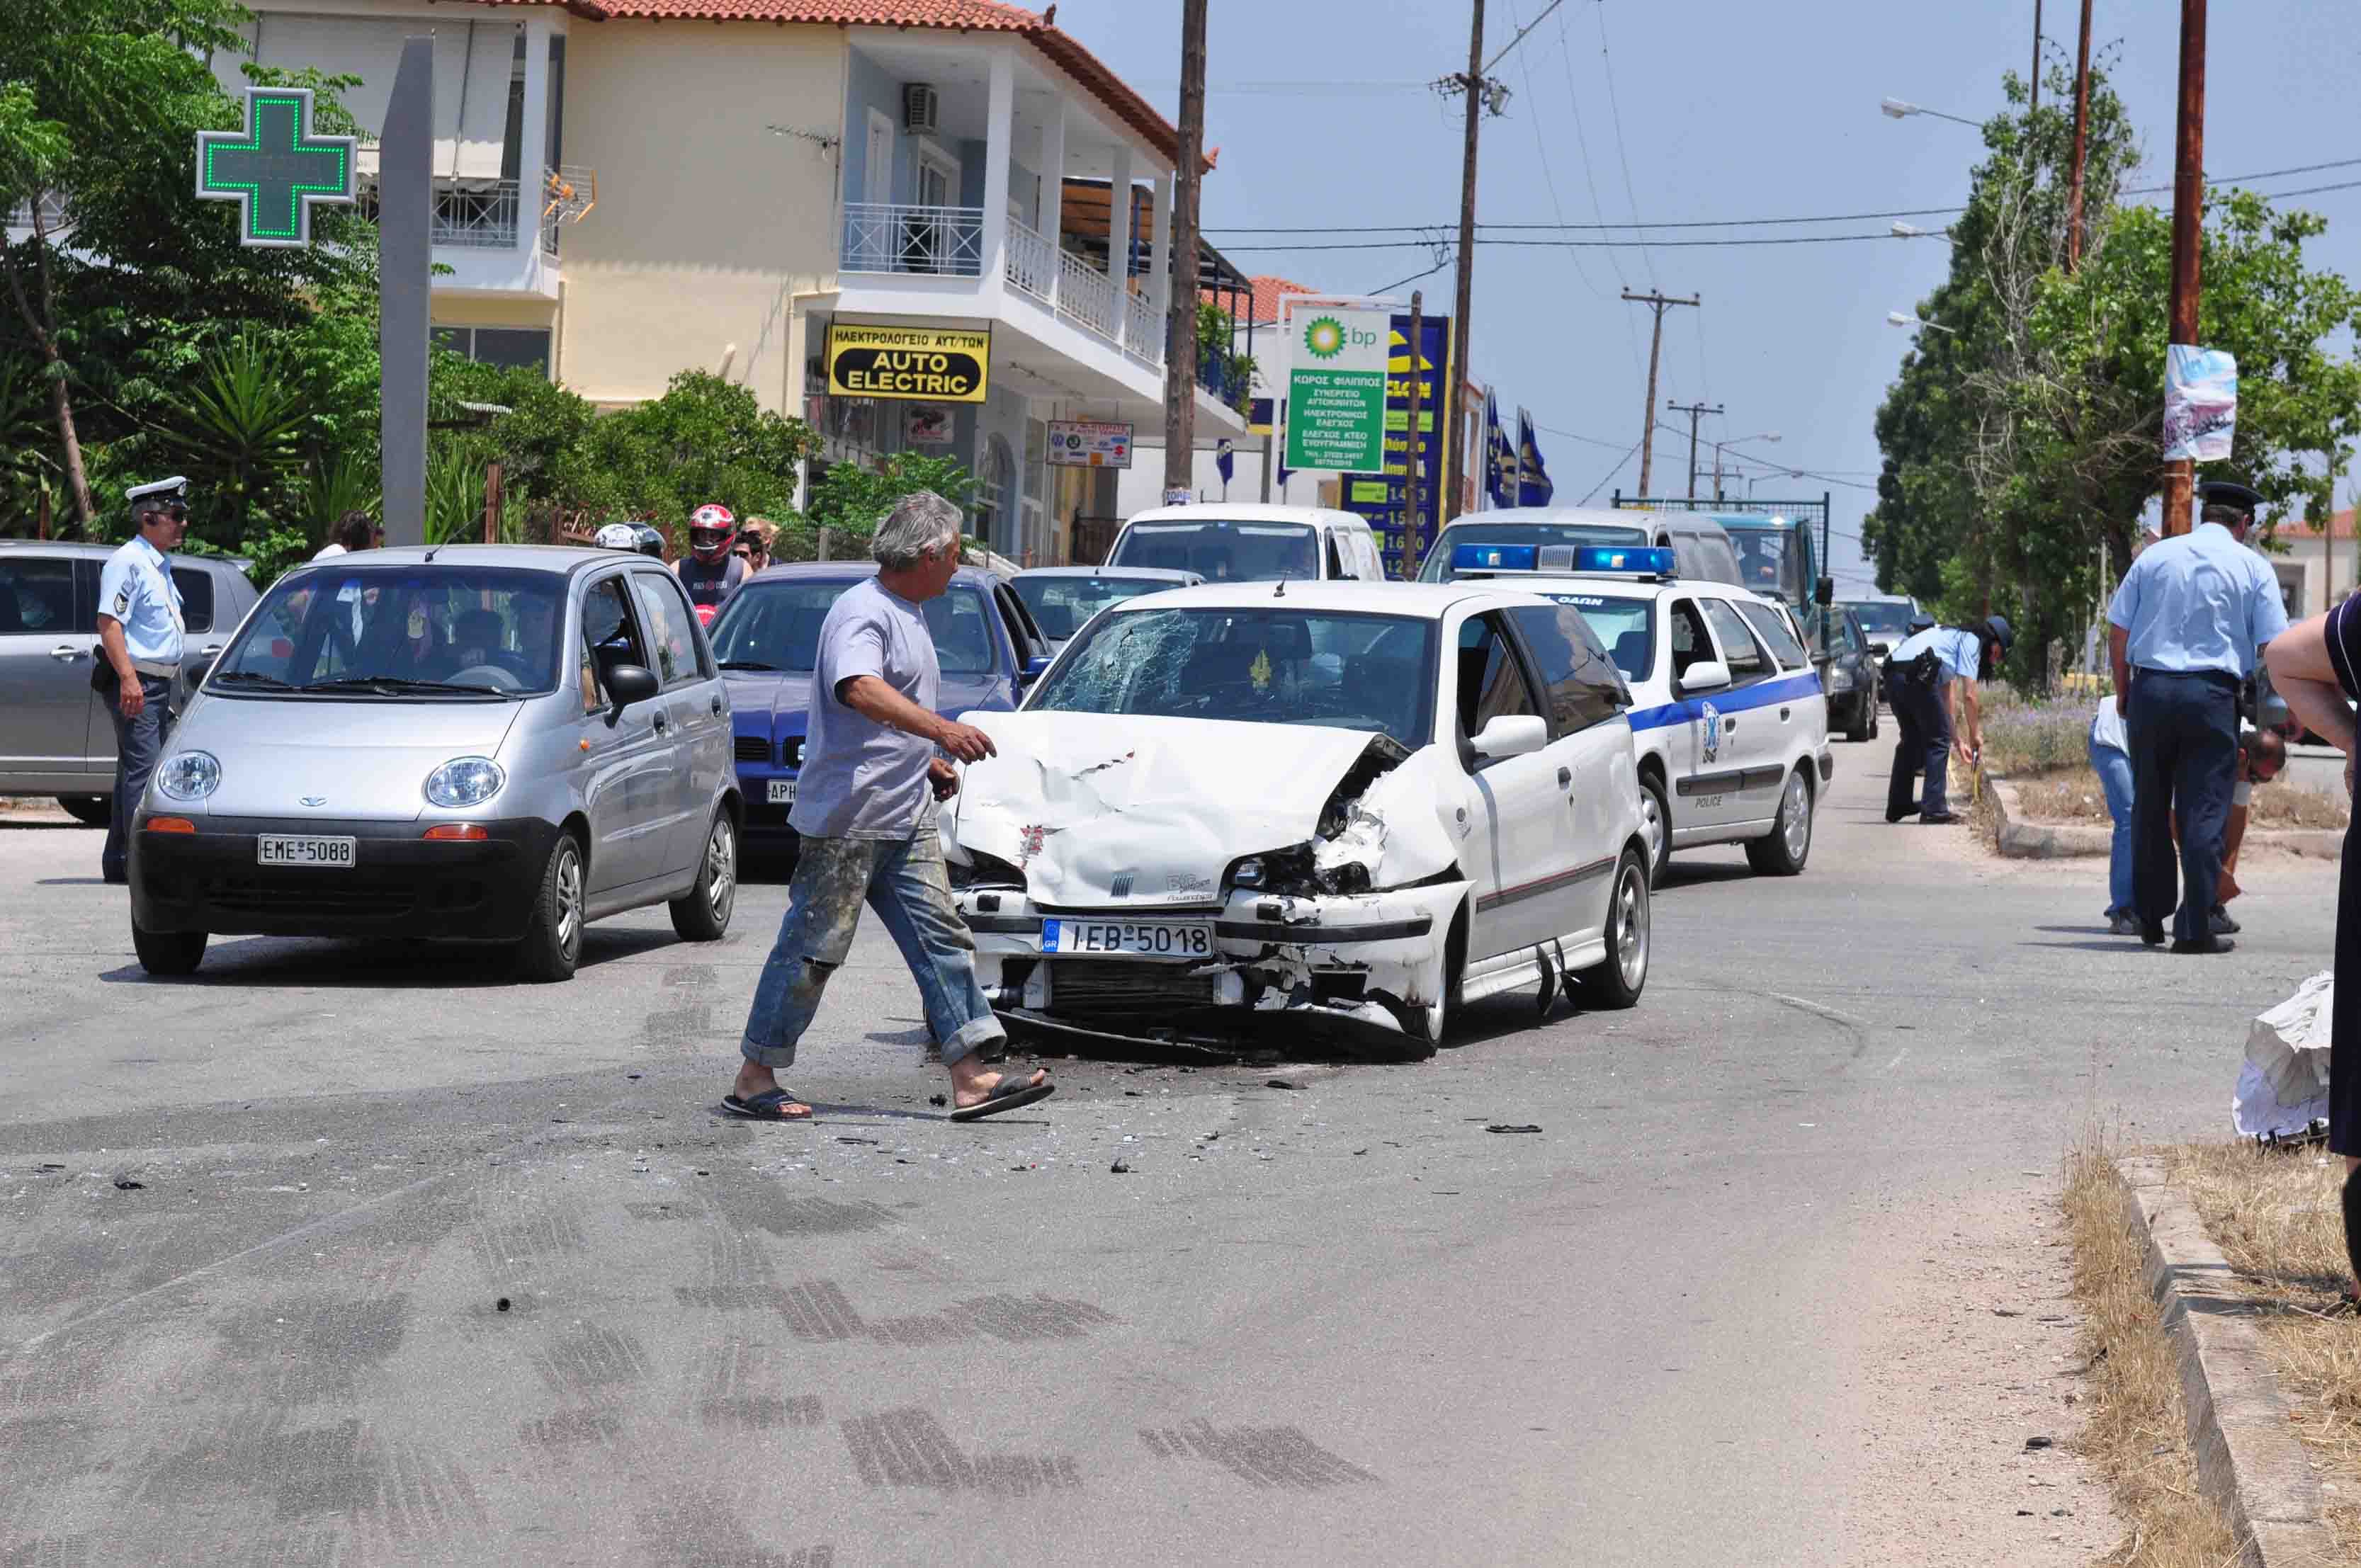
[2107,479,2289,953]
[95,477,191,884]
[1884,613,2012,826]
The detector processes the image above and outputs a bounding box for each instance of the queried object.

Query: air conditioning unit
[903,84,940,135]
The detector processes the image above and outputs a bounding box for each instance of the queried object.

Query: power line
[1504,0,1612,304]
[1591,0,1656,288]
[1577,437,1646,506]
[1483,0,1568,73]
[1219,232,1956,252]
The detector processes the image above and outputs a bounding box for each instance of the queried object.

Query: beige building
[208,0,1249,562]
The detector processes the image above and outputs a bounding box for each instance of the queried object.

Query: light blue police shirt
[2106,521,2287,678]
[96,535,185,670]
[1890,625,1979,683]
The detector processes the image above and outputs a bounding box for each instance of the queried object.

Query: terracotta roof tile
[1201,274,1313,326]
[448,0,1189,163]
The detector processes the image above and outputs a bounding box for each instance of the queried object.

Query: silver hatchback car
[128,546,740,980]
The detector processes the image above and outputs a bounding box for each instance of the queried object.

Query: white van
[1104,504,1387,583]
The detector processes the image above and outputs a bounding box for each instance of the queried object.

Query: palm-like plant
[177,331,312,539]
[302,448,379,540]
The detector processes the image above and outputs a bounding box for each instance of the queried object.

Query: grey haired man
[724,491,1053,1123]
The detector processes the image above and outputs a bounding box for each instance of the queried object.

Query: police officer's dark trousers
[2127,668,2237,943]
[102,675,175,882]
[1886,673,1952,819]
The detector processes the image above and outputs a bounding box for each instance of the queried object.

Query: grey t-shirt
[790,576,940,841]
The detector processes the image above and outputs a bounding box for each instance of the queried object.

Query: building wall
[557,21,844,414]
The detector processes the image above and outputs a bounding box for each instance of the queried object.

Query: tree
[805,451,976,538]
[1862,63,2361,683]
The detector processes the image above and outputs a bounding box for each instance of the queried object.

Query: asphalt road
[0,744,2339,1566]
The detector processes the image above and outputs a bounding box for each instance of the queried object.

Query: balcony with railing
[355,176,561,257]
[841,203,983,278]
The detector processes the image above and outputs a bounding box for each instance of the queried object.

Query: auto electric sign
[826,324,992,403]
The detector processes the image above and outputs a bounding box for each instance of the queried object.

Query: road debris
[496,1297,511,1313]
[1485,1124,1542,1135]
[1110,1159,1132,1174]
[112,1179,145,1190]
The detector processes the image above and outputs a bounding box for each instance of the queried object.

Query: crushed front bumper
[955,882,1465,1050]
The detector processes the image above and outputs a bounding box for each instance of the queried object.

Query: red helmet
[688,503,736,559]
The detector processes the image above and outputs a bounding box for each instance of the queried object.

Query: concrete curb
[2110,1155,2343,1568]
[1986,772,2344,861]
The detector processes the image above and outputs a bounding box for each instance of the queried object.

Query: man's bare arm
[835,674,997,762]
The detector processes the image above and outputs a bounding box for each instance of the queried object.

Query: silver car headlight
[424,756,505,808]
[156,750,220,801]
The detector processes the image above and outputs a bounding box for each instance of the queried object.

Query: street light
[1881,96,1983,127]
[1748,467,1803,498]
[1887,310,1957,334]
[1891,221,1953,241]
[1708,431,1779,502]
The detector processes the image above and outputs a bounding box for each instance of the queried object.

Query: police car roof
[1435,506,1648,530]
[1507,572,1790,610]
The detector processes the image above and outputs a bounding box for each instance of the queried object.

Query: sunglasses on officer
[137,500,189,524]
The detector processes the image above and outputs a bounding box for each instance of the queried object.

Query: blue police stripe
[1626,670,1823,734]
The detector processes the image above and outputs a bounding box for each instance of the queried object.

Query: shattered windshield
[706,581,999,676]
[210,567,562,696]
[1029,606,1436,747]
[1106,519,1319,582]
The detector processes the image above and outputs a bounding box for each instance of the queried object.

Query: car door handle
[1724,717,1738,732]
[200,644,223,657]
[49,644,84,660]
[652,713,668,732]
[1779,706,1791,720]
[710,695,723,715]
[1556,766,1573,788]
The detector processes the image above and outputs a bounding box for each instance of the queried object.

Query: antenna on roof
[1273,576,1286,598]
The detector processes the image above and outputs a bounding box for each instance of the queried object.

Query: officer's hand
[117,681,145,720]
[2114,691,2128,718]
[931,717,997,763]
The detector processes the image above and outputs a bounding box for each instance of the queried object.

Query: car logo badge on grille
[300,795,327,807]
[1109,872,1134,897]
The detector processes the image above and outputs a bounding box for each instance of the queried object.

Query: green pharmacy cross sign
[195,87,357,249]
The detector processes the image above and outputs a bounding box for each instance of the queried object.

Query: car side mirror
[1018,653,1053,687]
[1470,713,1548,761]
[1816,576,1835,607]
[605,663,658,723]
[1679,660,1732,695]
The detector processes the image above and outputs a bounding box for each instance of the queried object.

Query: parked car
[1821,607,1882,743]
[1105,504,1387,582]
[709,562,1054,850]
[1841,595,1920,660]
[1009,566,1202,652]
[128,546,739,980]
[942,581,1653,1055]
[0,540,259,824]
[1448,544,1830,883]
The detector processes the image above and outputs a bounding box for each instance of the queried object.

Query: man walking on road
[2108,480,2287,953]
[723,492,1053,1124]
[95,477,191,885]
[1884,615,2012,826]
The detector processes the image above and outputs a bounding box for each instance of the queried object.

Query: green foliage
[423,447,487,546]
[804,450,976,538]
[302,448,380,535]
[1864,63,2361,689]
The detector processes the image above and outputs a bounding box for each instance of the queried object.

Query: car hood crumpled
[950,711,1462,909]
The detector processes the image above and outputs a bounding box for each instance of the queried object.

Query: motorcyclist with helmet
[676,503,747,613]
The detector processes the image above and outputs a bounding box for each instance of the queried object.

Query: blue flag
[1484,390,1515,507]
[1516,407,1554,507]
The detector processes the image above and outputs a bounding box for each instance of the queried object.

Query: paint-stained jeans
[740,830,1004,1072]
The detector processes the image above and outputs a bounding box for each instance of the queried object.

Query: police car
[1447,543,1830,881]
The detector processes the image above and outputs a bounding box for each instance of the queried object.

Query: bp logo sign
[1303,316,1346,360]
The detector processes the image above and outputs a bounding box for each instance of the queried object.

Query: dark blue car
[707,562,1054,847]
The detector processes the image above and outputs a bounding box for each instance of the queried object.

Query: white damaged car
[941,581,1653,1054]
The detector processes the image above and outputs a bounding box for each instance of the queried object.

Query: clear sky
[1084,0,2361,597]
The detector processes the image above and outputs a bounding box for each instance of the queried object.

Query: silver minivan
[128,546,739,981]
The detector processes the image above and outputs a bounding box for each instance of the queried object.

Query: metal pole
[1405,290,1425,568]
[1444,0,1485,523]
[2161,0,2207,537]
[2031,0,2043,116]
[1161,0,1208,501]
[2066,0,2093,268]
[378,38,434,548]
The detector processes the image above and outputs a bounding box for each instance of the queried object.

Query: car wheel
[1401,908,1466,1052]
[56,794,110,827]
[1845,691,1872,744]
[1869,694,1881,740]
[132,922,206,976]
[1745,766,1813,876]
[669,808,737,942]
[1579,848,1651,1009]
[1638,773,1672,884]
[515,833,586,983]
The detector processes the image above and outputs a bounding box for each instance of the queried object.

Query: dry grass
[2166,1142,2361,1557]
[2005,765,2349,831]
[2062,1136,2244,1566]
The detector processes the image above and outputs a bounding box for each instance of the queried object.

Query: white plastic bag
[2248,970,2333,1106]
[2232,1059,2329,1140]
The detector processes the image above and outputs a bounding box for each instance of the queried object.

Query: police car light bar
[1450,542,1677,578]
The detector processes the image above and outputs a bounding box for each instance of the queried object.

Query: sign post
[377,40,434,548]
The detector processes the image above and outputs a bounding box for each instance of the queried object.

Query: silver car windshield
[1029,606,1436,747]
[209,567,562,697]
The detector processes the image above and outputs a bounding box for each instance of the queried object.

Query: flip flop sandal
[723,1089,815,1122]
[949,1075,1055,1123]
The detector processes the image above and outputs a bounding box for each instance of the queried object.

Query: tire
[57,794,109,826]
[1869,694,1881,740]
[1401,908,1466,1052]
[1638,772,1672,884]
[1579,848,1651,1008]
[132,923,206,976]
[1745,766,1814,876]
[514,833,586,983]
[1845,691,1872,744]
[669,807,737,942]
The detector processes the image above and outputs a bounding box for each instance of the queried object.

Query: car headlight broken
[424,756,505,808]
[157,750,220,801]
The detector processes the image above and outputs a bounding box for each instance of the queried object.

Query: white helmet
[594,522,642,552]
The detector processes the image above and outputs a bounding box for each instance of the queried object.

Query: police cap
[1983,614,2014,653]
[126,475,190,516]
[2198,479,2263,516]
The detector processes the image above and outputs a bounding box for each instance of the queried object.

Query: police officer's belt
[130,659,179,678]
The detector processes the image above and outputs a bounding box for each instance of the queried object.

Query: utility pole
[2066,0,2093,268]
[1405,290,1425,567]
[1668,398,1721,499]
[1623,290,1698,495]
[1439,0,1495,524]
[2030,0,2043,115]
[2161,0,2206,537]
[1161,0,1208,501]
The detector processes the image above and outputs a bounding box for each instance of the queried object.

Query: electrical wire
[1484,0,1570,74]
[1503,0,1612,304]
[1219,232,1954,252]
[1590,0,1657,287]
